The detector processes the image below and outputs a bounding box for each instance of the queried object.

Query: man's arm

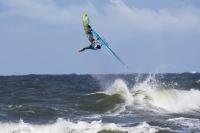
[78,45,92,53]
[78,48,85,53]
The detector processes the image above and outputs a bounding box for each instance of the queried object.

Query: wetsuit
[79,25,101,52]
[78,42,101,52]
[87,25,95,43]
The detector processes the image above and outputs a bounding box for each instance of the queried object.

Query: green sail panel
[82,12,90,35]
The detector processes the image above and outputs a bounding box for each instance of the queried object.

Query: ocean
[0,73,200,133]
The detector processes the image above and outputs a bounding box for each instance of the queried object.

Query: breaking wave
[90,75,200,113]
[132,76,200,113]
[0,118,169,133]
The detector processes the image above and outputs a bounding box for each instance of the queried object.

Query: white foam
[104,75,200,113]
[105,79,134,105]
[131,77,200,112]
[190,71,197,74]
[0,119,161,133]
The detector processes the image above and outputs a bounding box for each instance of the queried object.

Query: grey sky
[0,0,200,75]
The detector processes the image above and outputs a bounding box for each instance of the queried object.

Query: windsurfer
[78,25,102,52]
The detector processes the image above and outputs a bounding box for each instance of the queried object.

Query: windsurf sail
[92,30,129,69]
[82,12,92,37]
[81,12,129,69]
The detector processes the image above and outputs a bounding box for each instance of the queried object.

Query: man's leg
[88,33,95,44]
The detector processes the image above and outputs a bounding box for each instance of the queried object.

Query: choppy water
[0,73,200,133]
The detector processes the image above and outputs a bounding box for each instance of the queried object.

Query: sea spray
[103,75,200,113]
[131,75,200,112]
[105,79,134,105]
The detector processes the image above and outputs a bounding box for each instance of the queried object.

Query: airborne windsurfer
[79,12,102,52]
[78,12,128,68]
[78,25,102,52]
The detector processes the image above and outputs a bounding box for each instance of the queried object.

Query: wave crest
[103,75,200,113]
[0,118,165,133]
